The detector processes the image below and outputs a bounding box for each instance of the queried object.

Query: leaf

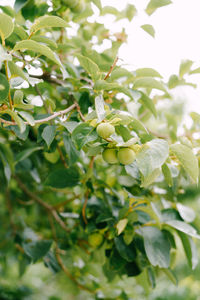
[145,0,172,16]
[140,226,171,268]
[0,13,14,41]
[95,94,106,122]
[116,219,128,235]
[139,92,157,117]
[30,15,68,34]
[41,125,56,148]
[189,67,200,75]
[13,40,62,66]
[76,54,101,82]
[72,123,98,150]
[133,77,166,92]
[136,139,169,177]
[179,60,193,79]
[91,0,102,10]
[31,35,57,50]
[63,132,80,165]
[176,203,195,223]
[4,109,26,133]
[162,163,173,187]
[94,80,133,99]
[166,220,200,239]
[114,236,136,262]
[125,4,137,21]
[162,268,178,285]
[125,161,140,180]
[101,6,119,17]
[23,240,52,262]
[141,168,161,187]
[18,111,35,126]
[0,45,12,65]
[13,24,28,40]
[14,0,30,12]
[170,143,199,183]
[0,73,9,103]
[141,24,155,38]
[0,149,11,182]
[45,168,80,189]
[15,147,42,164]
[8,61,29,83]
[178,232,198,270]
[135,68,162,78]
[129,118,148,133]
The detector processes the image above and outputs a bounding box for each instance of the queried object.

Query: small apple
[88,232,103,248]
[117,148,136,165]
[96,123,115,139]
[71,0,85,13]
[102,149,118,164]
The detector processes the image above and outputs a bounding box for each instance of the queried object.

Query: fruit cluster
[60,0,85,13]
[96,122,136,165]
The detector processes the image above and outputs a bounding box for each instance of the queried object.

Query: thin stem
[104,56,118,80]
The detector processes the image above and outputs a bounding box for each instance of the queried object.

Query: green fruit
[71,0,85,13]
[96,123,115,139]
[88,232,103,248]
[102,149,118,164]
[61,0,79,8]
[117,148,136,165]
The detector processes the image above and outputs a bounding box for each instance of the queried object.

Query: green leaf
[41,125,56,148]
[0,73,9,103]
[0,45,12,65]
[135,68,162,78]
[72,123,98,150]
[63,132,80,165]
[114,236,136,262]
[145,0,172,16]
[94,80,133,99]
[140,226,171,268]
[170,143,199,183]
[45,168,80,189]
[162,268,178,285]
[101,6,119,17]
[30,15,69,34]
[4,109,26,133]
[141,24,155,38]
[31,35,58,50]
[13,24,29,40]
[14,0,30,12]
[179,60,193,79]
[8,61,29,83]
[0,149,11,182]
[0,13,14,40]
[15,147,42,164]
[115,124,132,142]
[95,94,106,122]
[133,77,166,92]
[141,168,161,187]
[91,0,102,10]
[18,111,35,126]
[13,40,62,66]
[129,118,148,133]
[139,92,157,117]
[13,90,23,104]
[162,163,173,187]
[116,219,128,235]
[189,67,200,75]
[166,220,200,239]
[176,203,195,223]
[76,54,101,82]
[125,4,137,21]
[23,240,52,262]
[178,232,198,270]
[136,139,169,177]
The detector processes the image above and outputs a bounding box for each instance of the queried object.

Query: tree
[0,0,200,298]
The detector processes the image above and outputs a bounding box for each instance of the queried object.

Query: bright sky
[1,0,200,112]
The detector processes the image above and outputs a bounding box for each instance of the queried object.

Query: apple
[102,149,118,164]
[96,122,115,139]
[88,232,103,248]
[117,148,136,165]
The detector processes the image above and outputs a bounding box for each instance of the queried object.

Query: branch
[0,104,77,126]
[104,56,118,80]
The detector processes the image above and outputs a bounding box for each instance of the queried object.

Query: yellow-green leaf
[145,0,172,16]
[116,218,128,235]
[0,13,14,41]
[141,24,155,38]
[8,61,29,82]
[30,15,69,34]
[76,54,101,82]
[133,77,166,92]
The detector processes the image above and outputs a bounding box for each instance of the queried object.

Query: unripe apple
[71,0,85,13]
[102,149,118,164]
[96,123,115,139]
[88,232,103,248]
[117,148,136,165]
[61,0,79,8]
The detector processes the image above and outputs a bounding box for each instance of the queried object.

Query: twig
[104,56,118,80]
[0,104,77,126]
[53,194,80,209]
[14,175,70,233]
[75,102,86,122]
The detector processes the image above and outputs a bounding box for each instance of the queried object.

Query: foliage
[0,0,200,298]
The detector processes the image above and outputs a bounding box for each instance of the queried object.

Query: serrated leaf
[135,68,162,78]
[30,15,68,34]
[141,24,155,38]
[72,123,98,150]
[179,60,193,79]
[45,168,80,189]
[116,219,128,235]
[8,61,29,82]
[41,125,56,148]
[133,77,166,92]
[76,54,101,82]
[0,73,9,103]
[170,143,199,183]
[139,92,157,117]
[178,232,198,270]
[176,203,195,223]
[140,226,170,268]
[166,220,200,239]
[145,0,172,16]
[95,94,106,122]
[136,139,169,177]
[13,40,62,66]
[0,13,14,41]
[18,111,35,126]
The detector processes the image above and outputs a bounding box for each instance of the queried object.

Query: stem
[104,56,118,80]
[4,60,13,109]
